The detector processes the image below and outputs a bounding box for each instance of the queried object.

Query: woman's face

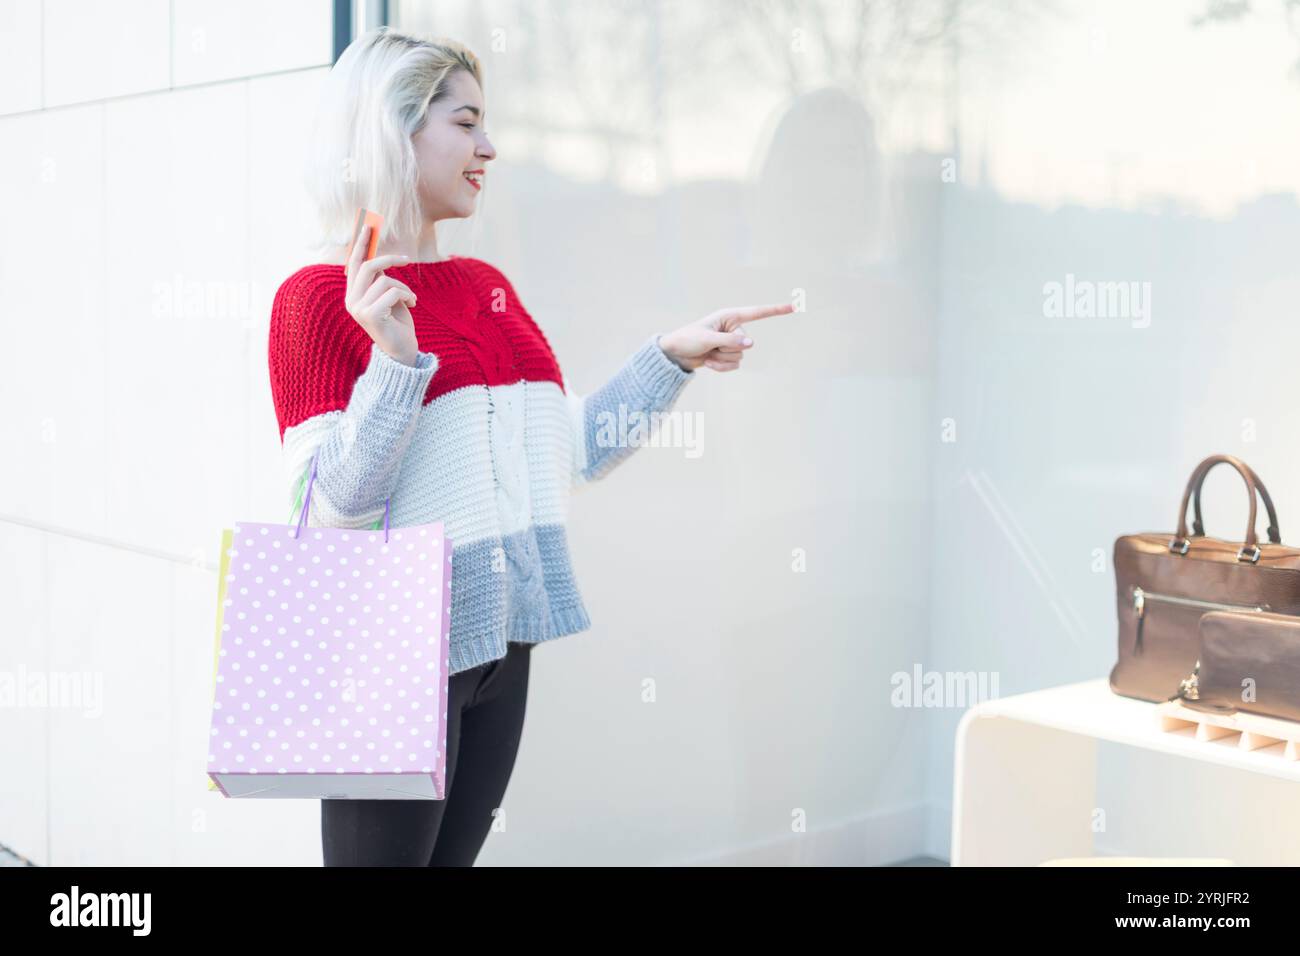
[413,69,496,222]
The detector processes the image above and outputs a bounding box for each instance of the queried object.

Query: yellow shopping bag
[207,528,234,791]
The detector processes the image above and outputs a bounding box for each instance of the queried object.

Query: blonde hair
[304,26,483,254]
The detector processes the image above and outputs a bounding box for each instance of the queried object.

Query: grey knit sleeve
[283,342,439,528]
[569,333,696,489]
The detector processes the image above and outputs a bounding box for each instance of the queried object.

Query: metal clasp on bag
[1237,544,1261,564]
[1168,537,1190,555]
[1170,659,1201,702]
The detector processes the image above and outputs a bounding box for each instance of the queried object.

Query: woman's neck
[378,229,445,263]
[328,221,447,265]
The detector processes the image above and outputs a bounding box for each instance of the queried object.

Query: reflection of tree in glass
[690,0,1047,133]
[1191,0,1300,81]
[394,0,1047,188]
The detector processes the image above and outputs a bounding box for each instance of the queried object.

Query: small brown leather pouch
[1177,610,1300,721]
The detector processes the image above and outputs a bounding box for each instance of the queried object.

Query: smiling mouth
[463,171,483,191]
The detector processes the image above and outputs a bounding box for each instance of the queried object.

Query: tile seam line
[6,62,329,118]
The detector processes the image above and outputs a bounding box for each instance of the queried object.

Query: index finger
[353,253,408,284]
[345,222,370,278]
[721,303,796,328]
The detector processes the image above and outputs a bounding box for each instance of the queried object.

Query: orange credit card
[345,208,384,263]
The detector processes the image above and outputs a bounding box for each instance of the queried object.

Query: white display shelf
[950,677,1300,866]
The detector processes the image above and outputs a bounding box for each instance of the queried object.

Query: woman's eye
[459,122,475,129]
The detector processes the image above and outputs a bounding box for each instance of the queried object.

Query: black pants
[320,641,534,866]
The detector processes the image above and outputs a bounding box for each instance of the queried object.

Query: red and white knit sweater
[267,256,695,675]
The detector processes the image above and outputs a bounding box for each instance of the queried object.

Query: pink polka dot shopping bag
[206,447,453,800]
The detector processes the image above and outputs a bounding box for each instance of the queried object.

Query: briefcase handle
[1193,459,1280,545]
[1172,454,1279,561]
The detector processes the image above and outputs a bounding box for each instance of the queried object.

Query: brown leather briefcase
[1110,454,1300,702]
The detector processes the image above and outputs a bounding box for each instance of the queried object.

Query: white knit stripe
[278,336,690,548]
[396,382,510,541]
[281,411,388,530]
[524,379,579,523]
[562,375,590,490]
[281,412,331,517]
[283,380,577,546]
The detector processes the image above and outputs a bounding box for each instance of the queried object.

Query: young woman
[267,26,794,866]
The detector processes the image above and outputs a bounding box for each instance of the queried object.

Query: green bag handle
[288,449,389,536]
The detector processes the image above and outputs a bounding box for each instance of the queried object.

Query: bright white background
[2,0,1298,865]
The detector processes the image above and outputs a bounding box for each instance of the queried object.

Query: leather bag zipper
[1131,586,1267,654]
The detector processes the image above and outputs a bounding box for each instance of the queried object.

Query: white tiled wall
[171,0,331,88]
[0,524,50,865]
[45,535,172,866]
[43,0,172,108]
[0,0,333,866]
[0,2,42,115]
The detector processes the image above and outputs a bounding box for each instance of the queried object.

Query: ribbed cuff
[634,334,694,404]
[353,342,439,409]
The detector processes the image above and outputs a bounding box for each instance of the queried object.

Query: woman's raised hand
[343,223,420,367]
[657,303,796,372]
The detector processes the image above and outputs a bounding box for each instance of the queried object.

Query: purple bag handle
[293,447,390,542]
